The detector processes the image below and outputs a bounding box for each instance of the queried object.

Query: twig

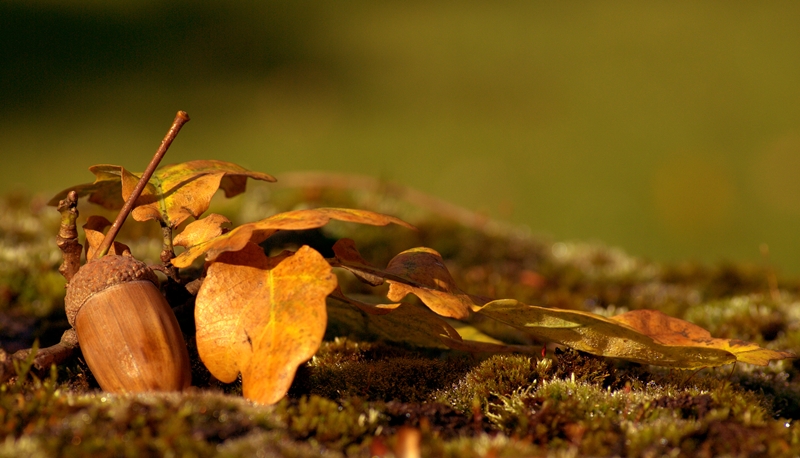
[95,111,190,258]
[159,221,180,283]
[0,330,79,384]
[56,191,82,282]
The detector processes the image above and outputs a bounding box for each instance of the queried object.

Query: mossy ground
[2,185,799,457]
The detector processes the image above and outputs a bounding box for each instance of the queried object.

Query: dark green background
[3,1,800,274]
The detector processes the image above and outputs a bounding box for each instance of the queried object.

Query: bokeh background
[2,1,800,274]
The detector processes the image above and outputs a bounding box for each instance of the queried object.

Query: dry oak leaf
[195,242,336,405]
[327,298,534,353]
[172,208,415,268]
[82,215,131,260]
[173,213,231,248]
[477,300,793,368]
[609,309,795,366]
[48,165,125,209]
[384,247,484,320]
[120,160,276,227]
[330,238,424,286]
[48,160,276,227]
[330,238,386,286]
[327,300,456,349]
[329,286,401,316]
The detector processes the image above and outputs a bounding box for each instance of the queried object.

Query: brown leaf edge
[171,208,415,268]
[47,159,276,209]
[331,241,795,368]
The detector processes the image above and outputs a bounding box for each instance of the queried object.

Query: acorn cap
[65,255,159,327]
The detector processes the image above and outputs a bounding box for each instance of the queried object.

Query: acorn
[65,254,191,393]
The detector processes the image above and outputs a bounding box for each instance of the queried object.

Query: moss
[3,187,800,457]
[215,430,345,458]
[417,433,545,458]
[683,295,791,344]
[650,392,715,419]
[383,400,482,439]
[435,354,544,414]
[273,395,385,451]
[475,375,798,457]
[1,383,282,457]
[290,338,473,403]
[551,347,617,386]
[731,370,800,419]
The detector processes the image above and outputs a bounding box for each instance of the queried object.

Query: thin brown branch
[159,221,180,283]
[0,330,79,384]
[56,190,82,282]
[96,111,190,258]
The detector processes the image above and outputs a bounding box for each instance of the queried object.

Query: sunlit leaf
[48,160,276,227]
[172,208,414,268]
[82,215,130,260]
[477,299,793,368]
[438,333,537,354]
[384,247,484,320]
[609,309,795,366]
[122,160,275,227]
[173,214,231,248]
[195,243,336,405]
[48,165,125,209]
[121,167,226,227]
[330,243,485,320]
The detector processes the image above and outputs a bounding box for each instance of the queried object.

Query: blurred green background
[2,1,800,274]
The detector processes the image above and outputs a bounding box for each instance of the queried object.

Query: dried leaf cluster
[50,159,794,404]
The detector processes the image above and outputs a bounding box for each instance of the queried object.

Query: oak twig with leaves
[36,112,795,404]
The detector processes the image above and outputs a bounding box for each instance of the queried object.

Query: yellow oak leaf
[173,214,231,248]
[82,215,130,260]
[327,298,534,354]
[194,243,336,404]
[171,208,414,268]
[48,160,276,228]
[477,299,794,368]
[48,165,124,210]
[384,247,484,320]
[609,309,794,366]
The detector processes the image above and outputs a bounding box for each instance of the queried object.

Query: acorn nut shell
[65,255,191,393]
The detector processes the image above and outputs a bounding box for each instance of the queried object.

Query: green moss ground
[1,186,799,457]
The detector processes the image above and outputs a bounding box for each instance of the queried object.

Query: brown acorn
[65,254,191,393]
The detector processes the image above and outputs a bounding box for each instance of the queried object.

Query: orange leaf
[329,286,401,315]
[384,247,483,320]
[331,238,385,286]
[122,167,226,227]
[48,165,124,209]
[82,215,130,260]
[327,298,532,353]
[194,243,336,404]
[172,208,414,268]
[173,214,231,248]
[477,299,794,368]
[331,300,463,348]
[48,160,276,226]
[609,309,795,366]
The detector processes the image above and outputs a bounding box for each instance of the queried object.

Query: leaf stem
[159,220,180,282]
[96,111,190,258]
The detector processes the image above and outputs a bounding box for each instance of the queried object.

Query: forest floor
[1,180,799,457]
